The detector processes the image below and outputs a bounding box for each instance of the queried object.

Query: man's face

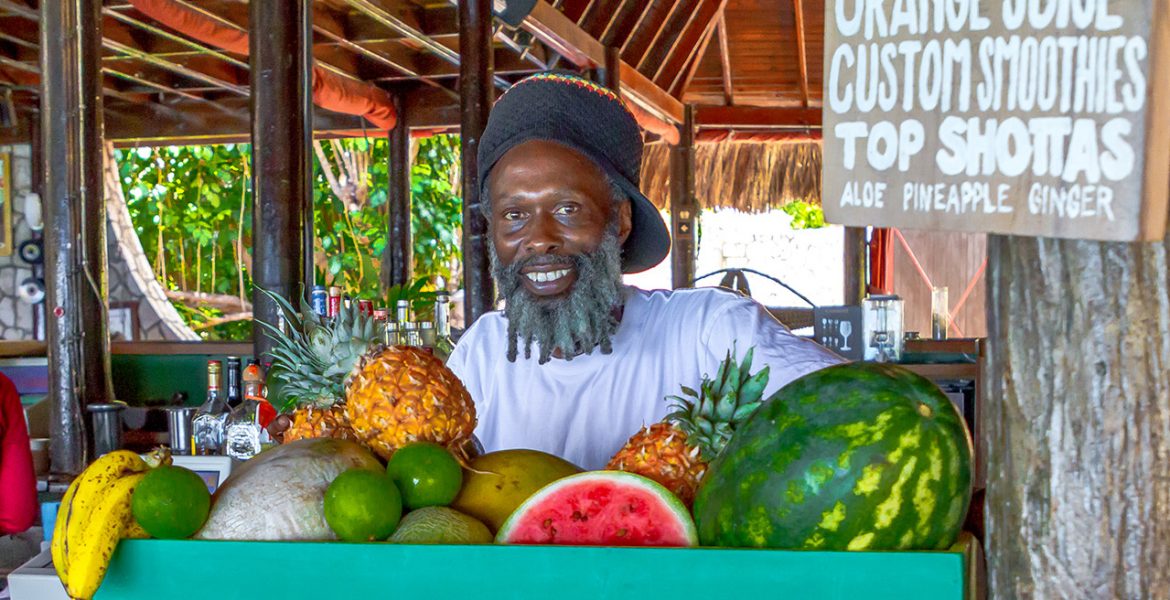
[487,140,632,299]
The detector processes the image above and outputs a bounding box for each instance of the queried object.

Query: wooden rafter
[653,0,724,88]
[717,11,733,105]
[632,0,687,70]
[668,0,723,97]
[598,0,633,46]
[520,0,684,123]
[577,0,623,38]
[792,0,810,107]
[696,105,821,127]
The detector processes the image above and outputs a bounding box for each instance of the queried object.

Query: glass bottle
[433,292,455,361]
[224,360,274,460]
[384,321,401,347]
[395,300,411,326]
[402,322,422,347]
[192,360,230,455]
[225,356,242,409]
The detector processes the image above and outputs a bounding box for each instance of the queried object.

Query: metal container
[87,403,127,457]
[166,406,198,456]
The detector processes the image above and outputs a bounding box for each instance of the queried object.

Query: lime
[389,507,493,544]
[131,466,212,539]
[386,442,462,510]
[324,469,403,542]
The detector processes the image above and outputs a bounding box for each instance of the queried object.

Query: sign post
[822,0,1170,241]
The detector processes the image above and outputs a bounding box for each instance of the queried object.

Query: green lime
[131,466,212,539]
[324,469,403,542]
[389,507,493,544]
[386,442,463,510]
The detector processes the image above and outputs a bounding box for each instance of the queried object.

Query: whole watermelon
[693,362,972,551]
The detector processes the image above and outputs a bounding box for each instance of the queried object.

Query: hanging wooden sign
[821,0,1170,241]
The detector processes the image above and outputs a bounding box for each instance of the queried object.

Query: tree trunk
[985,234,1170,599]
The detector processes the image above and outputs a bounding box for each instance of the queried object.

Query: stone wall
[0,144,196,341]
[0,144,38,339]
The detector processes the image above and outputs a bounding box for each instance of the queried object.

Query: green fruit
[131,466,212,539]
[386,442,463,510]
[694,362,973,551]
[451,449,582,533]
[323,469,403,542]
[388,507,493,544]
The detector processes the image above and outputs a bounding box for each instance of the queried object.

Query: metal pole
[251,0,312,361]
[384,93,412,289]
[459,0,494,326]
[670,105,697,289]
[41,0,111,475]
[843,227,867,304]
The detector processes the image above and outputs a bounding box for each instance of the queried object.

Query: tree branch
[190,312,254,330]
[165,290,252,312]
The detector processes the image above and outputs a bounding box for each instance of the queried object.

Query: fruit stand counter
[96,537,980,599]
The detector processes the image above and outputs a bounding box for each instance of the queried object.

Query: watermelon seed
[916,403,933,418]
[571,511,588,522]
[617,528,628,537]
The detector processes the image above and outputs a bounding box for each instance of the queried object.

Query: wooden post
[843,227,867,304]
[459,0,494,326]
[250,0,311,361]
[383,93,412,289]
[985,234,1170,597]
[41,0,111,475]
[670,104,697,289]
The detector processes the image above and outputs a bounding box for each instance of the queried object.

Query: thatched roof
[640,140,822,213]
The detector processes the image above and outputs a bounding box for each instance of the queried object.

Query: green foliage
[114,135,463,341]
[780,201,827,230]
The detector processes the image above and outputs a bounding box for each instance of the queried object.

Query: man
[446,72,841,470]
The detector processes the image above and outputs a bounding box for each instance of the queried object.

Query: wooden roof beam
[697,105,821,128]
[717,11,733,105]
[520,0,684,124]
[668,1,720,97]
[792,0,810,107]
[631,0,686,70]
[655,0,725,90]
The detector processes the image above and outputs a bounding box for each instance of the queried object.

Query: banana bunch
[51,448,171,600]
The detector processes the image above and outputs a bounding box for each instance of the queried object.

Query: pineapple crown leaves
[254,286,381,412]
[665,346,770,463]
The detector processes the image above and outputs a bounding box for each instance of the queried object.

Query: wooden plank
[522,1,685,123]
[631,0,685,70]
[821,0,1170,241]
[669,3,722,96]
[655,0,724,90]
[791,0,809,107]
[717,11,733,104]
[696,104,821,127]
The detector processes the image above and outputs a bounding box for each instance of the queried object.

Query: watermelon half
[495,471,698,547]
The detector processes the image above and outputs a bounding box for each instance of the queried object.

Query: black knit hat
[477,71,670,274]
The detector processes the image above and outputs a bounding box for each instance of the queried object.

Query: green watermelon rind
[693,362,974,552]
[495,471,699,546]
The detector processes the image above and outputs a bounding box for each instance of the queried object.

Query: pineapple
[257,288,380,441]
[345,345,477,460]
[608,348,769,506]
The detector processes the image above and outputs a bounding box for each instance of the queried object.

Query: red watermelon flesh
[495,471,698,547]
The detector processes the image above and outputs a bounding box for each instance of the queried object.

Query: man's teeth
[526,269,571,283]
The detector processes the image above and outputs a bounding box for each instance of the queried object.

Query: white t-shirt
[446,286,843,470]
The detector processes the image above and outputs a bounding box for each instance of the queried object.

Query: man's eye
[555,204,579,215]
[502,210,524,220]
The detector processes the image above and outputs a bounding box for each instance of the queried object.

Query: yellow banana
[65,471,146,600]
[63,451,148,567]
[51,479,79,585]
[124,519,150,540]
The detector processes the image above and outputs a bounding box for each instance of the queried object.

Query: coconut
[195,438,382,541]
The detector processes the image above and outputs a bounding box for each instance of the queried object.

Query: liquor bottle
[328,286,342,318]
[310,285,328,317]
[384,321,401,347]
[402,322,422,347]
[225,356,242,409]
[420,321,437,353]
[395,300,411,326]
[433,292,455,361]
[192,360,230,455]
[224,360,275,460]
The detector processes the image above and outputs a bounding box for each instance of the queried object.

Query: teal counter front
[96,537,980,599]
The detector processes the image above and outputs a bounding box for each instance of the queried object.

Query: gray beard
[490,230,624,364]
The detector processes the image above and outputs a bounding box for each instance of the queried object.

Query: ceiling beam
[696,105,821,128]
[103,8,249,70]
[521,0,684,124]
[717,12,733,105]
[655,0,725,89]
[626,0,681,69]
[638,0,696,73]
[668,1,722,96]
[792,0,811,107]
